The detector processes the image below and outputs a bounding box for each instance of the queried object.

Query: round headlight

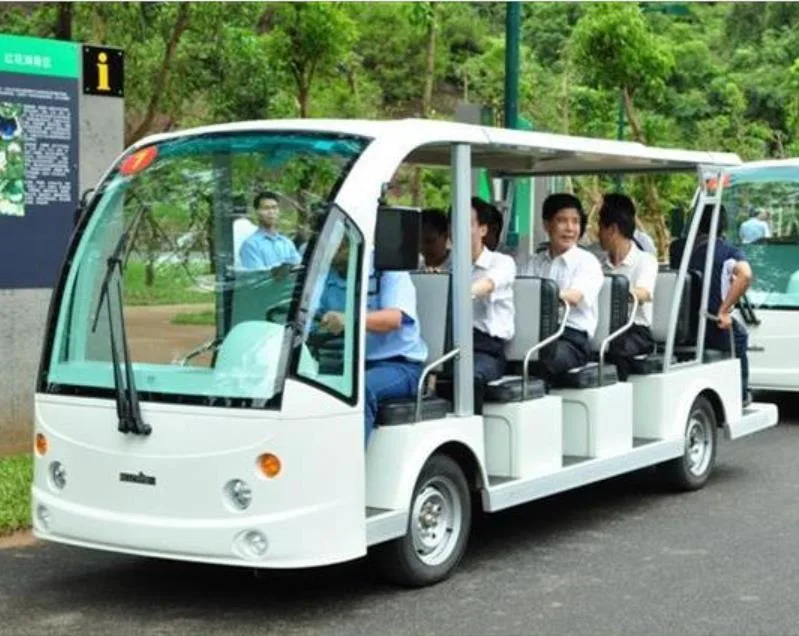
[49,461,67,490]
[225,479,252,510]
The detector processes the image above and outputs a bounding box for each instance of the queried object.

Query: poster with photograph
[0,102,25,217]
[0,35,79,289]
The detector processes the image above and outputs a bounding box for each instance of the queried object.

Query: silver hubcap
[410,476,462,566]
[686,410,712,476]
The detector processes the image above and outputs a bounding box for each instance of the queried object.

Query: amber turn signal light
[257,453,281,478]
[35,433,48,456]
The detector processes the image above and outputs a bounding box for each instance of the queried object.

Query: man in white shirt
[597,194,658,380]
[518,193,604,381]
[470,197,516,385]
[231,196,258,269]
[435,198,516,412]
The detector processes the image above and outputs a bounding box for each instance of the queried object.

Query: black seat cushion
[629,353,672,375]
[377,396,451,426]
[484,376,546,403]
[551,362,618,389]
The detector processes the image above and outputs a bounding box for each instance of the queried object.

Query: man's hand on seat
[717,312,733,331]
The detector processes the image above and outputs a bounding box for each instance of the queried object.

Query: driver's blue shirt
[317,267,427,363]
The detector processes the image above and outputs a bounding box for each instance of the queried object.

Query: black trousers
[438,328,506,414]
[606,324,656,381]
[536,327,590,380]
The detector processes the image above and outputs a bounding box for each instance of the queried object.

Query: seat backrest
[650,270,694,344]
[409,272,451,365]
[591,274,630,351]
[505,276,560,362]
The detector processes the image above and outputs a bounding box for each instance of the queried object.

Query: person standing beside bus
[597,194,658,380]
[240,191,302,271]
[518,193,604,382]
[670,204,753,406]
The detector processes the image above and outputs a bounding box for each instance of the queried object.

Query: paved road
[2,392,798,636]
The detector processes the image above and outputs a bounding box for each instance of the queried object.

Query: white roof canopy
[136,117,742,177]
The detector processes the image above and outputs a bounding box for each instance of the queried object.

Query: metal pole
[615,90,625,191]
[504,1,520,130]
[451,144,474,416]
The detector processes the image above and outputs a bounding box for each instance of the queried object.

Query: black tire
[659,395,718,491]
[372,454,472,587]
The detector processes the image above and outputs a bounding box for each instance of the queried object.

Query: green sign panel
[0,34,79,79]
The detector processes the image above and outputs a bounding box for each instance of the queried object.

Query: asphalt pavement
[1,392,797,636]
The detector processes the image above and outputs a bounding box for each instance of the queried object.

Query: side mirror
[74,188,95,226]
[374,205,421,271]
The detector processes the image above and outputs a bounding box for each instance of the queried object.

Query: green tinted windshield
[722,165,799,309]
[44,130,368,406]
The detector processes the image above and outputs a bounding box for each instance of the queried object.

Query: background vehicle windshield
[721,165,799,310]
[44,131,367,407]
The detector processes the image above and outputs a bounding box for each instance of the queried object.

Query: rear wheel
[660,394,717,491]
[373,454,471,587]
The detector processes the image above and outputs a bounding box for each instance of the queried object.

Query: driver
[317,241,428,447]
[240,191,302,271]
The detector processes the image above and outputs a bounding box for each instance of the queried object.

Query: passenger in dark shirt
[670,204,753,405]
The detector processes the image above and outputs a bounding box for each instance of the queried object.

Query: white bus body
[32,119,779,586]
[715,159,799,392]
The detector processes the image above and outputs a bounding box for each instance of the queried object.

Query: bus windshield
[721,164,799,310]
[43,130,368,408]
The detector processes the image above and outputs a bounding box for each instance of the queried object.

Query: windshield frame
[719,164,799,311]
[36,129,371,408]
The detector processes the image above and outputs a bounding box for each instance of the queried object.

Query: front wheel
[372,454,472,587]
[659,394,718,491]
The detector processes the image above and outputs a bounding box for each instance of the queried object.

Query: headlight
[49,461,67,490]
[225,479,252,510]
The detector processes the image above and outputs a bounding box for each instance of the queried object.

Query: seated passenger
[470,197,516,387]
[518,193,604,382]
[670,204,753,405]
[419,208,451,271]
[240,191,302,271]
[484,203,504,252]
[597,194,658,380]
[434,197,515,412]
[318,244,428,446]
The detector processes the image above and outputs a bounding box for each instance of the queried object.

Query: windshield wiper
[91,206,152,436]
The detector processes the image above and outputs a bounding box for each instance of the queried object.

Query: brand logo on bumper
[119,471,156,486]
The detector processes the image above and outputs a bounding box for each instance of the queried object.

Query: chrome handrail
[599,291,639,385]
[415,347,461,422]
[522,300,570,399]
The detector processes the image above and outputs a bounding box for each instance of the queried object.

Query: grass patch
[171,309,216,325]
[124,260,215,306]
[0,454,32,535]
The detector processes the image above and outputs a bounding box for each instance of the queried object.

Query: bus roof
[134,118,742,176]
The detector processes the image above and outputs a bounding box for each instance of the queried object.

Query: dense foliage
[3,1,798,242]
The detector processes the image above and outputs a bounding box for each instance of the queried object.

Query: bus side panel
[630,359,741,440]
[365,416,486,512]
[746,310,799,392]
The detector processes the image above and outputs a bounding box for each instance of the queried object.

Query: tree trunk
[54,2,72,40]
[411,14,436,206]
[126,4,191,145]
[298,80,310,118]
[622,87,668,258]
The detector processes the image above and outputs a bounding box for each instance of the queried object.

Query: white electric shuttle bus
[32,119,779,587]
[701,159,799,392]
